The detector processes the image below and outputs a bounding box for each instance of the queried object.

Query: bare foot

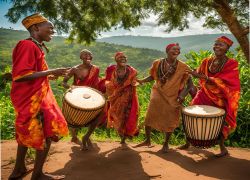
[177,143,190,150]
[9,167,33,180]
[215,149,229,158]
[32,173,65,180]
[87,139,93,149]
[134,140,151,148]
[120,137,126,144]
[81,136,88,151]
[71,137,81,145]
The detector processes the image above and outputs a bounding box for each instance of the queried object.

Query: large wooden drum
[182,105,225,148]
[62,86,105,127]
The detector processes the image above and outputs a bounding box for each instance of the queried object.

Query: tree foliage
[5,0,147,43]
[4,0,249,62]
[144,0,249,63]
[142,0,248,31]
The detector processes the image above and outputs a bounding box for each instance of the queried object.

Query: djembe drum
[62,86,105,127]
[182,105,225,148]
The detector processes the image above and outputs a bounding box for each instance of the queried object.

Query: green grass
[1,50,249,148]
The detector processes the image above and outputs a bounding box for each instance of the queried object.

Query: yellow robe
[145,59,190,132]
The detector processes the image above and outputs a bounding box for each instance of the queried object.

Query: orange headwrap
[22,13,48,29]
[216,36,233,47]
[166,43,179,52]
[114,52,125,60]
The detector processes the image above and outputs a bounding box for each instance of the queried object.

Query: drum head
[64,86,105,110]
[182,105,225,117]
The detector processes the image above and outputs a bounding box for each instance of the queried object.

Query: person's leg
[215,134,229,157]
[70,128,81,144]
[31,138,65,180]
[9,145,28,179]
[134,126,152,147]
[81,116,99,150]
[161,132,172,153]
[120,135,126,144]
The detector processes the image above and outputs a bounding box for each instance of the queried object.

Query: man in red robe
[9,13,69,180]
[180,36,241,157]
[62,49,105,150]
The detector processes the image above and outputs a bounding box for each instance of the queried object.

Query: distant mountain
[0,28,164,73]
[1,28,239,73]
[97,34,239,54]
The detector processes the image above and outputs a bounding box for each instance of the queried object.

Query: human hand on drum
[177,96,184,104]
[68,85,77,93]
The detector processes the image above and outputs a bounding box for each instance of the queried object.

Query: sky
[0,1,229,38]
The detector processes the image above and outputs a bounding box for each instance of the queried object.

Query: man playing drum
[104,52,139,144]
[62,49,105,150]
[180,36,241,157]
[135,43,192,153]
[9,13,69,180]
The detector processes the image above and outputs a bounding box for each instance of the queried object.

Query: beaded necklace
[158,58,177,84]
[28,37,49,53]
[209,57,228,74]
[116,65,129,84]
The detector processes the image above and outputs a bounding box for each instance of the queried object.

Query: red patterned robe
[72,65,106,125]
[105,65,139,137]
[73,65,100,90]
[191,57,241,139]
[11,40,68,150]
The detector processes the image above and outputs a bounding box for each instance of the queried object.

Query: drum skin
[182,105,225,148]
[62,86,105,127]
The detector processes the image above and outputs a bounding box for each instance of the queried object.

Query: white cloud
[99,14,229,38]
[0,3,229,39]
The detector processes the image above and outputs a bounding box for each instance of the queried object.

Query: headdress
[114,52,125,60]
[216,36,233,47]
[22,13,48,29]
[166,43,179,52]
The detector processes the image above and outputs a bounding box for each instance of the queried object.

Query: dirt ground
[1,140,250,180]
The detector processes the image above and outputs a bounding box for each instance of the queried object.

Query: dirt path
[1,140,250,180]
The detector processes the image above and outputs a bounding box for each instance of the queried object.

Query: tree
[4,0,147,43]
[4,0,249,63]
[145,0,249,62]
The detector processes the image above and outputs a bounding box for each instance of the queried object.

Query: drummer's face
[213,41,229,56]
[115,55,127,67]
[80,52,93,65]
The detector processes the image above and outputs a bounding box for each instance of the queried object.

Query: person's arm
[137,76,154,85]
[177,77,194,103]
[62,68,75,89]
[186,69,209,82]
[15,68,69,82]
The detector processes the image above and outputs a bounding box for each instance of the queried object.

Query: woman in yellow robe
[136,43,191,152]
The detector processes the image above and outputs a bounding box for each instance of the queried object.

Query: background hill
[1,28,239,74]
[0,28,164,74]
[98,34,239,54]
